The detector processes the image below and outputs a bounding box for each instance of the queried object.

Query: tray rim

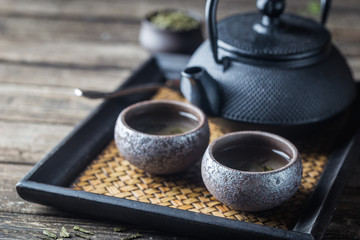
[16,54,360,240]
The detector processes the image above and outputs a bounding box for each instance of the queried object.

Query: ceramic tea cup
[201,131,302,212]
[114,100,210,175]
[139,9,203,54]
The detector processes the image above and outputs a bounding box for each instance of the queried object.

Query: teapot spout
[181,66,221,115]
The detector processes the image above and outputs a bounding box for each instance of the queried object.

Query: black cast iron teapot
[180,0,356,125]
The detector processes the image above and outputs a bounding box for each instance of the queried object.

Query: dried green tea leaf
[73,226,93,235]
[38,236,54,240]
[114,226,127,232]
[307,1,321,15]
[42,230,57,239]
[149,10,199,31]
[262,165,274,172]
[74,233,91,240]
[60,226,71,238]
[120,233,143,240]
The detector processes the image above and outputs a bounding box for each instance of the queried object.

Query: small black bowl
[139,9,204,54]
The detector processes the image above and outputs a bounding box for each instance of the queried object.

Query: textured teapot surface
[181,0,357,125]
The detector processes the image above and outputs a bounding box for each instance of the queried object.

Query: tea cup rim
[207,131,299,175]
[119,99,207,138]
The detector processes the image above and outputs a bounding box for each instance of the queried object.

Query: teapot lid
[209,0,332,66]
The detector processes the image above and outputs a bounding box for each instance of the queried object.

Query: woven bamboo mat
[72,88,332,230]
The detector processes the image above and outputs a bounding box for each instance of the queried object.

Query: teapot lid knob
[256,0,285,26]
[257,0,285,18]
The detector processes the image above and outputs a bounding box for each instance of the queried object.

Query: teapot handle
[321,0,332,25]
[206,0,222,65]
[206,0,332,65]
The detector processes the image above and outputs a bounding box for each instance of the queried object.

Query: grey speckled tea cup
[201,131,302,212]
[115,100,210,175]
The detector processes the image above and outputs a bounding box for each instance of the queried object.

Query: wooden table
[1,0,359,239]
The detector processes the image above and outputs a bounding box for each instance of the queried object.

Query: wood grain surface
[0,0,359,239]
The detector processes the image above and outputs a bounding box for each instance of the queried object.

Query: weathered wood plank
[0,122,73,164]
[0,83,102,125]
[0,63,130,89]
[0,63,132,126]
[0,0,227,19]
[0,163,61,215]
[0,212,194,240]
[332,28,360,46]
[0,0,358,17]
[0,15,140,44]
[0,0,358,27]
[0,39,148,69]
[0,14,359,46]
[348,59,360,81]
[336,43,360,58]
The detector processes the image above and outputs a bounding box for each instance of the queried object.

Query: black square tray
[16,54,360,240]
